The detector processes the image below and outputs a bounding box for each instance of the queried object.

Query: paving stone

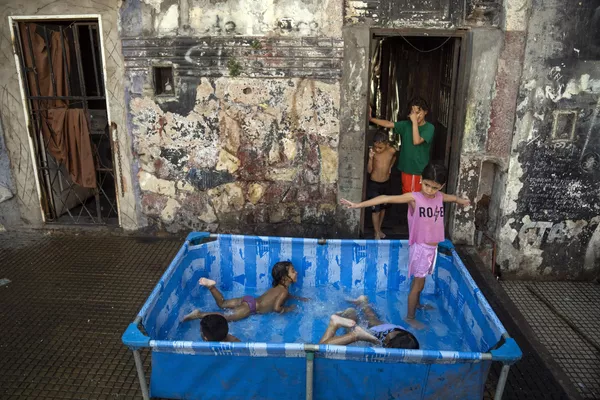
[502,281,600,399]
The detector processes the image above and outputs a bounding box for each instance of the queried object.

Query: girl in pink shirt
[341,164,470,326]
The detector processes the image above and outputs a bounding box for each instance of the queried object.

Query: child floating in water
[200,314,240,342]
[182,261,301,322]
[341,163,470,327]
[319,295,419,349]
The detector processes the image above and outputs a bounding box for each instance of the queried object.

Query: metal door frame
[9,14,122,227]
[362,28,472,237]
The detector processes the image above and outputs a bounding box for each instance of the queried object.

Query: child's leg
[335,307,358,322]
[321,326,379,345]
[371,211,381,239]
[318,315,356,343]
[319,315,379,345]
[200,278,243,309]
[348,295,384,327]
[378,209,386,238]
[360,304,385,328]
[407,277,426,320]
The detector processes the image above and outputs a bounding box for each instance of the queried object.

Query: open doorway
[11,19,118,225]
[363,32,464,238]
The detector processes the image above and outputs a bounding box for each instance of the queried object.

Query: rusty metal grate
[13,21,118,225]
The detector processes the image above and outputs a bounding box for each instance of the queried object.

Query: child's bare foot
[182,310,203,322]
[353,326,379,344]
[199,278,216,287]
[380,231,386,239]
[348,295,369,305]
[417,304,435,311]
[374,232,381,240]
[405,317,425,330]
[331,314,356,329]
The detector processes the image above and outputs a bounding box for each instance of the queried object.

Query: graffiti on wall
[518,220,579,248]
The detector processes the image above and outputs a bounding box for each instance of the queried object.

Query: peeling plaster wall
[498,0,600,279]
[0,0,140,230]
[0,121,18,231]
[121,0,344,236]
[130,77,340,235]
[122,0,343,38]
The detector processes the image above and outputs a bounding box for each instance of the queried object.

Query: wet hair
[386,329,420,349]
[272,261,294,287]
[200,314,229,341]
[421,163,448,186]
[408,97,430,112]
[373,130,389,144]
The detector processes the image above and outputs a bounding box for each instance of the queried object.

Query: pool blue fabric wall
[133,233,516,400]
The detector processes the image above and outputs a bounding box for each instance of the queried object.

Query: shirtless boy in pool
[319,295,419,349]
[182,261,304,322]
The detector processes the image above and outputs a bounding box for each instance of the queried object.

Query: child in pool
[319,295,419,349]
[200,314,240,342]
[340,163,470,327]
[182,261,302,322]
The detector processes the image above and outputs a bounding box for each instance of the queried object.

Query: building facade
[0,0,598,279]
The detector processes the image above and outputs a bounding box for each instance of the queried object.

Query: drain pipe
[304,344,319,400]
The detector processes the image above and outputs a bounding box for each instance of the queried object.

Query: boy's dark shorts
[367,179,390,213]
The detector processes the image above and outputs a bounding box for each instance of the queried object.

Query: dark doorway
[364,34,462,238]
[13,20,118,225]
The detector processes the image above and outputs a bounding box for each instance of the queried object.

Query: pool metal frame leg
[305,350,315,400]
[494,364,510,400]
[133,349,150,400]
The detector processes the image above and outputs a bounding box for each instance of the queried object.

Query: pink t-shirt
[407,191,445,245]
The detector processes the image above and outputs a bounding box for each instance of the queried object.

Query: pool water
[158,283,469,351]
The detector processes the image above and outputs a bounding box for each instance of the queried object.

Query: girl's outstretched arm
[340,193,414,209]
[442,193,471,206]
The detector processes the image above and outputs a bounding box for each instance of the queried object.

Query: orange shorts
[401,172,422,193]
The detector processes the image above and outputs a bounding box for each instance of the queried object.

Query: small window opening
[154,66,174,96]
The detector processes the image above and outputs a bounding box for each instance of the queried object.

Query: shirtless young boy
[319,295,419,349]
[367,131,397,239]
[182,261,302,322]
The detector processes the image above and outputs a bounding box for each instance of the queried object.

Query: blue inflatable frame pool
[123,232,521,400]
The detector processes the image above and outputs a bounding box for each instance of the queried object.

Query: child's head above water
[421,163,448,198]
[271,261,298,287]
[385,329,420,349]
[372,130,390,154]
[200,314,229,341]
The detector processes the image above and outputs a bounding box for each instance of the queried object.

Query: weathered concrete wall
[449,28,504,244]
[336,24,370,236]
[497,0,600,279]
[0,0,140,230]
[0,121,19,230]
[122,0,342,38]
[453,0,530,248]
[121,0,344,235]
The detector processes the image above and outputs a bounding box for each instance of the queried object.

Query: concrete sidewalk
[0,231,583,399]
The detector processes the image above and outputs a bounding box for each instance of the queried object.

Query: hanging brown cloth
[19,23,96,188]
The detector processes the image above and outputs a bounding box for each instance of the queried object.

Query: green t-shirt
[393,120,435,175]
